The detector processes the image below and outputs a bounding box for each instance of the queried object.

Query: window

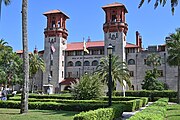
[67,51,74,56]
[50,60,53,66]
[144,59,147,65]
[75,61,81,66]
[50,71,53,77]
[92,50,99,55]
[112,15,116,22]
[84,61,90,66]
[67,61,73,67]
[158,70,163,77]
[129,71,134,77]
[62,71,64,78]
[58,20,61,28]
[128,59,135,65]
[92,60,98,66]
[100,49,104,55]
[52,21,55,28]
[75,51,82,56]
[62,61,64,67]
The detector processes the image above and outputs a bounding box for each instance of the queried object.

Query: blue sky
[0,0,180,52]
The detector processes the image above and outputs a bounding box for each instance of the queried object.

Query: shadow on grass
[30,110,79,117]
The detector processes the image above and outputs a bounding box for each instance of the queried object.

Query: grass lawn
[0,108,79,120]
[166,104,180,120]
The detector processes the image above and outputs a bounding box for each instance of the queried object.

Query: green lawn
[0,108,79,120]
[166,104,180,120]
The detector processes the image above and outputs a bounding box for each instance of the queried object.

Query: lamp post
[107,44,113,106]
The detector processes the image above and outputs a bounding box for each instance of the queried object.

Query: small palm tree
[95,55,131,90]
[166,28,180,104]
[29,52,45,93]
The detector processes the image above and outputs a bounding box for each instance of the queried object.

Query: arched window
[67,61,73,67]
[128,59,135,65]
[75,61,81,66]
[84,61,90,66]
[92,60,98,66]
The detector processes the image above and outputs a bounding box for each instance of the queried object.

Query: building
[17,2,178,93]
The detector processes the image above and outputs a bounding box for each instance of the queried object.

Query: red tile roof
[66,41,104,51]
[43,9,69,19]
[60,78,78,85]
[126,43,139,48]
[16,50,23,54]
[102,2,128,13]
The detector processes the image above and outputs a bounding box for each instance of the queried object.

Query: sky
[0,0,180,52]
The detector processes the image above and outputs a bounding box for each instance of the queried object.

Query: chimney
[87,36,91,42]
[136,31,140,46]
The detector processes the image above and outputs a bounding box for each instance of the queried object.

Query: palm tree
[0,0,11,18]
[29,52,45,93]
[146,53,161,69]
[138,0,178,15]
[95,55,131,90]
[166,28,180,104]
[20,0,29,114]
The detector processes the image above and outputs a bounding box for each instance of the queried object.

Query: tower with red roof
[43,9,69,93]
[102,2,128,61]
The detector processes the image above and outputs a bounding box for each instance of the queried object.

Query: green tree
[95,55,131,90]
[142,53,166,90]
[71,73,104,100]
[138,0,178,15]
[29,52,45,93]
[20,0,29,114]
[166,28,180,104]
[0,0,11,17]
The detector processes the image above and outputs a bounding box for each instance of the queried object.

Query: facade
[17,2,178,93]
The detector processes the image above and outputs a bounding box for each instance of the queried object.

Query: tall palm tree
[138,0,178,15]
[95,55,131,89]
[0,0,11,18]
[29,52,45,93]
[166,28,180,104]
[20,0,29,114]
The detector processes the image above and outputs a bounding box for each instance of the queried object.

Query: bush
[71,74,104,100]
[128,98,169,120]
[73,104,125,120]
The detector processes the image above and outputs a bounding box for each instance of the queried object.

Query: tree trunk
[20,0,29,114]
[178,66,180,104]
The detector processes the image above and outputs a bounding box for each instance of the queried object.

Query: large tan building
[17,2,177,93]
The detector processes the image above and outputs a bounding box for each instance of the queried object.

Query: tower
[43,10,69,93]
[102,2,128,61]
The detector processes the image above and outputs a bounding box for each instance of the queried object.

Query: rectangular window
[75,51,82,56]
[62,61,64,67]
[144,59,147,65]
[100,49,104,55]
[62,71,64,78]
[50,60,53,66]
[129,71,134,77]
[92,50,99,55]
[67,51,74,56]
[50,71,53,77]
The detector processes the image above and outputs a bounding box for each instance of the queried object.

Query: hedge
[114,90,177,102]
[128,98,169,120]
[0,101,108,112]
[73,104,125,120]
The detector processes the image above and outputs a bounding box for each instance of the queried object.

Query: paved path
[121,102,153,120]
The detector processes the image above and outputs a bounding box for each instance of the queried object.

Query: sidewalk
[121,102,153,120]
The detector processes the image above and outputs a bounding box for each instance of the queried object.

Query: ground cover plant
[166,104,180,120]
[0,108,78,120]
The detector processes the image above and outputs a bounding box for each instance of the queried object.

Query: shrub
[128,98,169,120]
[73,104,124,120]
[71,74,105,100]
